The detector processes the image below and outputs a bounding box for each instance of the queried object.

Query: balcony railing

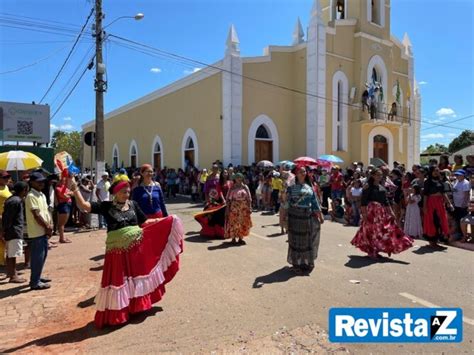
[356,104,410,125]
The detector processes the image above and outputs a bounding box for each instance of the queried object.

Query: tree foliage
[448,130,473,153]
[423,143,449,154]
[52,131,82,165]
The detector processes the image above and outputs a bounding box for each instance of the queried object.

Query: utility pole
[94,0,106,180]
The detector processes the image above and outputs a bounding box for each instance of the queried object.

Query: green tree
[54,131,82,165]
[422,143,449,154]
[448,130,473,153]
[50,130,67,149]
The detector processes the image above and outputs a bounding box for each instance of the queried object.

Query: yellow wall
[83,73,222,170]
[242,48,307,164]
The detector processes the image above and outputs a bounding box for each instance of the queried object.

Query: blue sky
[0,0,473,151]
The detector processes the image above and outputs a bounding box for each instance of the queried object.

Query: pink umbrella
[316,159,333,169]
[294,156,317,166]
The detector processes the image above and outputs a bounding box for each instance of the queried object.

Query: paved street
[1,198,473,354]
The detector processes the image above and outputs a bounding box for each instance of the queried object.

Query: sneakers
[40,277,52,283]
[31,282,51,290]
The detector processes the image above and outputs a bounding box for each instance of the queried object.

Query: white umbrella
[0,150,43,171]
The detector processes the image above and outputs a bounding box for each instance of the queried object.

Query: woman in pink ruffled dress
[70,177,184,329]
[351,168,413,259]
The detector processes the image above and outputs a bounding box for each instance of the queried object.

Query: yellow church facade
[82,0,421,170]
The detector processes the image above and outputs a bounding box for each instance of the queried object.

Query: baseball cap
[0,170,11,178]
[454,169,466,176]
[29,172,47,182]
[102,172,109,176]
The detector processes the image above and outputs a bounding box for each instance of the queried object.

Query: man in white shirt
[95,173,111,229]
[452,169,471,236]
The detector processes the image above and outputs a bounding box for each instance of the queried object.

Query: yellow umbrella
[0,150,43,171]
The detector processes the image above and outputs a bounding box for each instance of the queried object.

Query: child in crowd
[262,175,273,211]
[190,182,199,202]
[460,199,474,243]
[350,179,363,226]
[330,198,345,223]
[255,175,264,210]
[403,185,423,239]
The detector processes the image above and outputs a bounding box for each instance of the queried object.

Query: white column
[222,25,243,166]
[306,0,327,158]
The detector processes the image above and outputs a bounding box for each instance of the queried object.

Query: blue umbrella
[278,160,295,170]
[318,154,344,163]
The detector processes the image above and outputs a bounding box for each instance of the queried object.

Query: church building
[82,0,421,170]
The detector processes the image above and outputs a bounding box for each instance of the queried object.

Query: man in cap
[25,172,53,290]
[96,172,111,229]
[452,169,471,239]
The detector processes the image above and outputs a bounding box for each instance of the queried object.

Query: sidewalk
[0,230,106,353]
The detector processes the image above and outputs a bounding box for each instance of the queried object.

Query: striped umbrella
[0,150,43,171]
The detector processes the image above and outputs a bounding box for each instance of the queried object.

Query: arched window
[256,125,270,139]
[368,0,384,27]
[153,142,161,169]
[181,128,199,169]
[130,145,137,168]
[331,0,347,20]
[374,135,387,143]
[332,71,349,152]
[112,145,119,169]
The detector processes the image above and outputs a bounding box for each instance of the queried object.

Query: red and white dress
[351,184,413,257]
[90,200,184,328]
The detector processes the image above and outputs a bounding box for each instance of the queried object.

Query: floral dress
[224,184,252,239]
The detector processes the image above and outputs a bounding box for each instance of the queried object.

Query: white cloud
[63,116,72,121]
[60,124,74,131]
[421,133,444,141]
[150,67,162,73]
[184,67,201,74]
[447,133,457,138]
[418,81,428,85]
[50,124,58,130]
[436,107,456,117]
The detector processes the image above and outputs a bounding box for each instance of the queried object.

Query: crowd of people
[1,153,473,327]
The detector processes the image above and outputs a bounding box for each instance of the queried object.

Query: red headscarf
[140,164,153,174]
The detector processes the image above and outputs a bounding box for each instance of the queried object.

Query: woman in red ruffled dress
[69,177,184,329]
[351,168,413,259]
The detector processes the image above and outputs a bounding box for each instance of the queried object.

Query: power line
[50,55,95,121]
[0,45,69,75]
[50,44,96,107]
[0,12,85,30]
[421,114,474,132]
[38,8,95,104]
[108,34,472,132]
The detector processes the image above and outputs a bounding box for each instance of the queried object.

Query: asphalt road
[80,199,474,353]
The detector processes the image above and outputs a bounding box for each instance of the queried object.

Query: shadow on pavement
[77,296,95,309]
[344,255,410,269]
[412,245,448,255]
[89,265,103,272]
[267,232,285,238]
[252,266,298,288]
[0,284,31,300]
[2,306,163,353]
[89,254,104,262]
[207,241,243,251]
[185,235,213,243]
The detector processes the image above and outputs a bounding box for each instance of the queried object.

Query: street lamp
[103,13,144,29]
[93,2,144,179]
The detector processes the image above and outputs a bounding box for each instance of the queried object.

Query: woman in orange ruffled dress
[224,173,252,244]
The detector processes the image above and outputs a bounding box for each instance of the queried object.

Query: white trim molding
[151,135,164,170]
[112,144,120,168]
[327,52,354,62]
[81,60,223,130]
[181,128,199,170]
[332,70,349,152]
[368,126,394,167]
[248,115,279,164]
[129,140,138,167]
[367,54,388,104]
[354,32,393,47]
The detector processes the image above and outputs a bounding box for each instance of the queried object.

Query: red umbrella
[294,156,317,166]
[316,159,333,169]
